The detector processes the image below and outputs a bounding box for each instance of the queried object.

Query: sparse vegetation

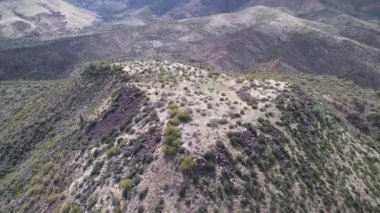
[120,179,133,191]
[162,125,182,155]
[1,61,379,213]
[106,147,118,158]
[180,157,195,171]
[47,193,60,205]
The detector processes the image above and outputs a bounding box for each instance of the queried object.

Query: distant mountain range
[67,0,380,19]
[1,0,379,38]
[1,3,379,88]
[0,0,97,38]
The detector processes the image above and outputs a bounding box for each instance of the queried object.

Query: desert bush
[106,147,118,158]
[227,132,244,147]
[197,206,208,213]
[120,179,133,191]
[176,110,192,123]
[204,151,216,162]
[29,184,44,195]
[47,193,60,205]
[162,125,182,155]
[90,161,104,176]
[155,198,165,213]
[88,195,97,209]
[139,188,149,201]
[218,118,229,125]
[69,206,81,213]
[207,103,213,109]
[223,180,235,195]
[231,113,241,119]
[180,157,195,171]
[376,90,380,98]
[60,202,71,213]
[169,117,180,126]
[367,113,380,128]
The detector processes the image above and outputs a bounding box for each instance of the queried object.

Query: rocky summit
[0,60,379,212]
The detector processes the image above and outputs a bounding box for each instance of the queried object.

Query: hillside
[1,60,379,212]
[0,0,97,38]
[1,6,379,88]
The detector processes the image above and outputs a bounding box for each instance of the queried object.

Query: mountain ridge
[1,60,379,212]
[0,6,378,88]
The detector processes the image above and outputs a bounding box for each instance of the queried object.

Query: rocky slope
[1,60,379,212]
[0,0,98,38]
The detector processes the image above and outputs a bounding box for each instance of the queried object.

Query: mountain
[1,6,379,88]
[0,60,379,212]
[1,0,379,38]
[1,1,380,212]
[0,0,98,38]
[66,0,380,19]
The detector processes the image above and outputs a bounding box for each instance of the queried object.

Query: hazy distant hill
[67,0,380,19]
[1,6,378,88]
[0,0,97,38]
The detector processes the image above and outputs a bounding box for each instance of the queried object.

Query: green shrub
[60,202,71,213]
[169,117,180,126]
[29,184,44,195]
[88,196,97,209]
[176,110,192,123]
[227,132,244,147]
[169,103,178,110]
[47,193,60,205]
[120,179,133,191]
[180,157,195,171]
[69,206,81,213]
[162,144,179,155]
[106,147,118,158]
[162,125,182,155]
